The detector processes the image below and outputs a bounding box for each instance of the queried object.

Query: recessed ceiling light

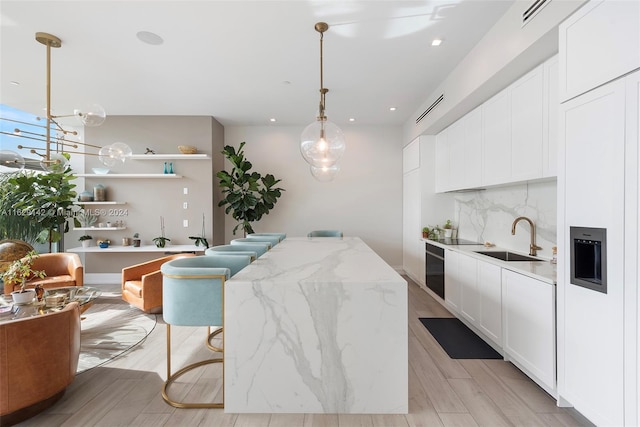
[432,39,443,46]
[389,107,397,111]
[349,118,356,122]
[10,81,20,86]
[270,118,277,122]
[136,31,164,46]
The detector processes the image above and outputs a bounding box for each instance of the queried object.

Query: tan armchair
[0,302,81,425]
[122,253,195,313]
[3,252,84,295]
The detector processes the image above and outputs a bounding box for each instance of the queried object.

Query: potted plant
[8,156,79,252]
[443,220,454,238]
[422,227,430,239]
[2,250,46,304]
[217,142,284,235]
[189,213,209,248]
[152,216,171,248]
[132,233,141,247]
[79,235,93,248]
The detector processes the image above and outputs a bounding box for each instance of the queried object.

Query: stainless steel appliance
[570,226,607,293]
[425,243,445,299]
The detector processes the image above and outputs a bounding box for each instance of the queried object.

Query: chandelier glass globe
[74,103,106,127]
[300,118,345,168]
[98,142,132,167]
[310,163,340,182]
[41,152,69,172]
[0,150,25,172]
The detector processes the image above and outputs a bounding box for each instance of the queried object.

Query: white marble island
[224,237,408,414]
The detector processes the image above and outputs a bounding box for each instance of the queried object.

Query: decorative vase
[444,229,453,238]
[82,240,91,248]
[11,289,36,304]
[163,162,169,174]
[122,237,131,246]
[168,162,174,174]
[93,184,106,201]
[133,239,141,247]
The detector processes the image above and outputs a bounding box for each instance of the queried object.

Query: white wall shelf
[74,227,126,231]
[76,174,182,178]
[128,154,210,160]
[73,201,127,205]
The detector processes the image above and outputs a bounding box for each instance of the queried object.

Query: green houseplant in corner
[2,250,46,304]
[217,142,284,235]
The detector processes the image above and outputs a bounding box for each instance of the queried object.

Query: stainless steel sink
[474,251,540,262]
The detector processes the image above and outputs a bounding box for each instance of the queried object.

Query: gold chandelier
[0,32,130,172]
[300,22,345,182]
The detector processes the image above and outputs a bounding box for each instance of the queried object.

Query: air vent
[522,0,551,26]
[416,94,444,124]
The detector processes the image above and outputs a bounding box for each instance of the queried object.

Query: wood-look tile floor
[17,277,592,427]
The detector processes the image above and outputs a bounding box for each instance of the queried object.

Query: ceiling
[0,0,516,128]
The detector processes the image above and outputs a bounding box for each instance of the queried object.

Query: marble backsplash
[453,180,557,259]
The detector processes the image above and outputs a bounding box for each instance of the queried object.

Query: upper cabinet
[482,86,512,186]
[510,64,544,182]
[437,55,557,193]
[559,0,640,102]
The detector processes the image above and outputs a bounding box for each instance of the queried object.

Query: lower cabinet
[477,261,502,346]
[445,251,502,348]
[443,250,555,396]
[502,269,556,396]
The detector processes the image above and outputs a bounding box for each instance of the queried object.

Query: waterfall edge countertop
[224,237,408,414]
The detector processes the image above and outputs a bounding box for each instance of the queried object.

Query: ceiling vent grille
[522,0,551,26]
[416,94,444,124]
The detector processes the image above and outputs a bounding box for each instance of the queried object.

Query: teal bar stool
[247,232,286,242]
[308,230,343,238]
[160,254,251,409]
[244,234,281,247]
[229,238,273,258]
[205,245,259,261]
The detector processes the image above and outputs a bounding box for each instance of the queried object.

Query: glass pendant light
[300,22,345,179]
[0,150,25,172]
[310,163,340,182]
[0,32,131,173]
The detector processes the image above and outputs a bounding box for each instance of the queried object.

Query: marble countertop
[423,238,557,285]
[229,236,405,285]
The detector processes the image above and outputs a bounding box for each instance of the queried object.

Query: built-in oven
[425,243,445,299]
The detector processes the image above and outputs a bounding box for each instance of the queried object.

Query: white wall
[224,125,403,268]
[403,0,586,141]
[453,180,557,259]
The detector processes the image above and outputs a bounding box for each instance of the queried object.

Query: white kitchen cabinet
[444,249,460,314]
[558,75,628,426]
[402,138,422,285]
[458,252,480,325]
[510,64,544,182]
[446,118,466,190]
[559,0,640,102]
[502,269,556,397]
[477,261,502,346]
[481,87,511,186]
[463,107,483,188]
[543,56,559,178]
[434,128,450,193]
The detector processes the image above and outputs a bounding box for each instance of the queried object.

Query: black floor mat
[419,317,502,359]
